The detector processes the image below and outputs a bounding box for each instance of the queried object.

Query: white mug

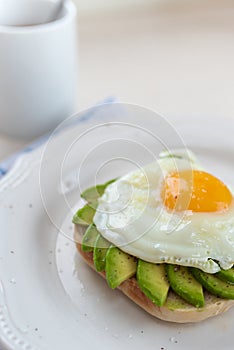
[0,0,78,139]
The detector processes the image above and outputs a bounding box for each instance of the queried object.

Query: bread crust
[74,225,234,323]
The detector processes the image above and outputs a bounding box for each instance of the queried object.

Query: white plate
[0,104,233,350]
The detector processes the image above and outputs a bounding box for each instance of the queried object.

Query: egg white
[93,149,234,273]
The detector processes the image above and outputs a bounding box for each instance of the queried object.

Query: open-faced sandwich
[73,149,234,323]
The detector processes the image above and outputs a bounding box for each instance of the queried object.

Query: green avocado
[93,234,111,272]
[191,267,234,299]
[81,224,99,252]
[105,246,137,289]
[72,202,97,226]
[81,179,116,203]
[166,264,204,308]
[216,267,234,284]
[137,260,169,306]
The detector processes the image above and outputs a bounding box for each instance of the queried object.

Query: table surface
[0,1,233,161]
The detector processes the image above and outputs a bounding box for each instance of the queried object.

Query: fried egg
[93,149,234,273]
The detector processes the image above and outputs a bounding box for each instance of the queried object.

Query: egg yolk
[162,170,232,212]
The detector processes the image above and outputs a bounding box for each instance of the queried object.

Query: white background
[0,0,233,159]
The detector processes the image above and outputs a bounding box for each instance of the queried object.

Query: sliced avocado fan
[75,181,234,308]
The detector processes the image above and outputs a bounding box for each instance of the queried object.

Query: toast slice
[74,225,234,323]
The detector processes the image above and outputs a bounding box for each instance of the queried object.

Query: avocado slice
[216,267,234,284]
[105,246,137,289]
[72,202,97,226]
[93,234,111,272]
[166,264,204,308]
[191,267,234,299]
[137,260,169,307]
[81,224,99,252]
[81,179,116,203]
